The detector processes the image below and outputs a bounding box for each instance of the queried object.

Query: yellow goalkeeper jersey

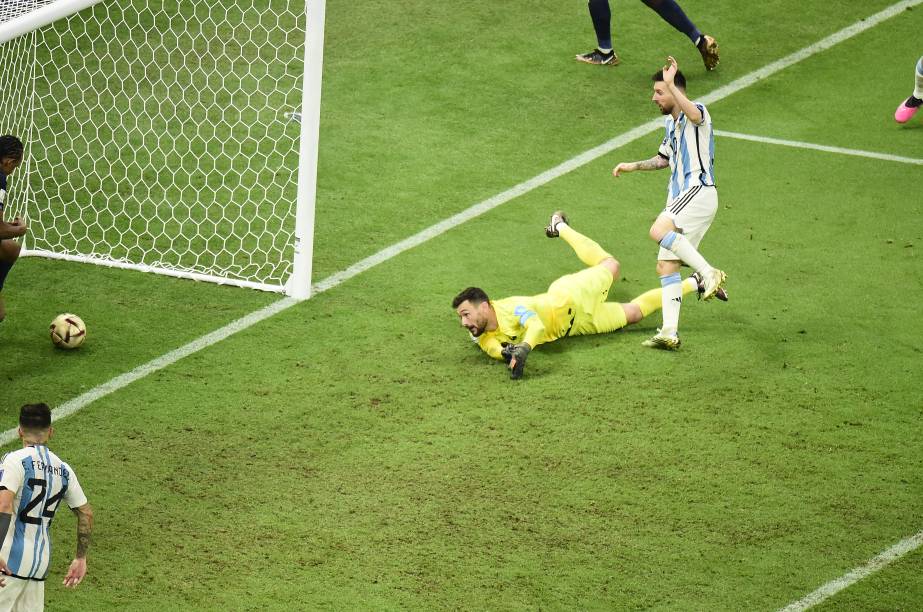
[477,294,576,360]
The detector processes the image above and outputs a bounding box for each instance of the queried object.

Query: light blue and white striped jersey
[657,103,716,202]
[0,445,87,580]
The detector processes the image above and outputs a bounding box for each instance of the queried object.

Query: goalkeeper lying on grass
[452,211,725,379]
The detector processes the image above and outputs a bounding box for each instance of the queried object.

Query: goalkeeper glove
[500,343,531,380]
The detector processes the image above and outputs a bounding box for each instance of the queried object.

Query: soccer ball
[50,314,86,350]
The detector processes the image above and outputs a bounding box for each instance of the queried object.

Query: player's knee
[655,260,680,276]
[622,302,642,324]
[601,257,620,280]
[649,215,675,243]
[649,226,666,243]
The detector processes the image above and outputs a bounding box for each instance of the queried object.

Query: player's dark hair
[652,69,686,90]
[0,135,24,161]
[19,403,52,430]
[452,287,489,309]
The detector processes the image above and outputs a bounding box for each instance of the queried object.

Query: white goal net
[0,0,323,297]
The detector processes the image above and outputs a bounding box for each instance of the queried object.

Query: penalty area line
[716,130,923,165]
[3,0,919,447]
[777,529,923,611]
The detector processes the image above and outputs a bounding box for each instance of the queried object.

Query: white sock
[659,272,683,336]
[914,57,923,100]
[660,231,712,275]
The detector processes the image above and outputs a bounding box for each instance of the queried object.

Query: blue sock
[0,258,13,292]
[659,231,678,250]
[641,0,701,45]
[588,0,612,50]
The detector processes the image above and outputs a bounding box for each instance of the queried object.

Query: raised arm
[63,503,93,588]
[663,56,703,124]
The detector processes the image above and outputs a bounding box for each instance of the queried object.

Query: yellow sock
[558,224,612,267]
[630,277,697,317]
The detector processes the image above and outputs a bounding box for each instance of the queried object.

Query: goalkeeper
[452,211,720,379]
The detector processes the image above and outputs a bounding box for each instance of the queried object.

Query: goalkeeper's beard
[466,323,486,337]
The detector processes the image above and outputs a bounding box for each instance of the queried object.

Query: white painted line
[0,297,299,446]
[697,0,922,107]
[4,0,918,446]
[778,529,923,611]
[717,130,923,165]
[316,0,922,293]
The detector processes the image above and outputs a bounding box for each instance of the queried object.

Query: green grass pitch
[1,0,922,609]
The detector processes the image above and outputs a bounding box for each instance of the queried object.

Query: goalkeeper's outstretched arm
[501,315,547,380]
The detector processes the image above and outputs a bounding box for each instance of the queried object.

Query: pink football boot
[895,97,921,123]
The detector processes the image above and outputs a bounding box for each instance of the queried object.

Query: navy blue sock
[641,0,701,44]
[0,258,13,292]
[588,0,612,50]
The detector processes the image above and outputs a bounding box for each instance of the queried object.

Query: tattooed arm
[612,155,670,177]
[63,503,93,588]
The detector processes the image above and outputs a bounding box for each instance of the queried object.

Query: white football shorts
[657,184,718,261]
[0,576,45,612]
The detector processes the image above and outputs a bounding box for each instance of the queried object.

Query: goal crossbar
[0,1,103,45]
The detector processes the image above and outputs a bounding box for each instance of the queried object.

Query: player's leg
[551,263,621,336]
[623,276,698,323]
[640,0,700,42]
[895,56,923,124]
[577,0,620,66]
[649,187,725,300]
[638,258,684,349]
[584,302,628,334]
[640,0,718,70]
[0,239,21,322]
[576,275,698,334]
[546,211,619,278]
[644,188,725,349]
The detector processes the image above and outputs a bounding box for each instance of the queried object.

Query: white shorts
[657,184,718,261]
[0,576,44,612]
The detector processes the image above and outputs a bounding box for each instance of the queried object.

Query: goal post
[0,0,325,299]
[290,0,325,300]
